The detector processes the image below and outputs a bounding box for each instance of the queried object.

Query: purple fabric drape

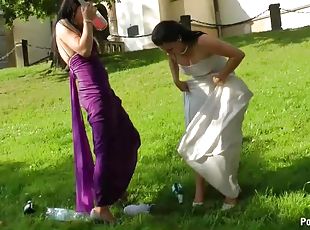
[67,45,140,213]
[69,71,94,213]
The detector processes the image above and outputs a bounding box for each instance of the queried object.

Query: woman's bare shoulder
[195,34,223,56]
[196,33,215,45]
[56,19,81,36]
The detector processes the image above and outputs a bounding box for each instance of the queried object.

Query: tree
[0,0,115,26]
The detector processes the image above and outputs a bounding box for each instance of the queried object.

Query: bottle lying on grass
[172,183,183,204]
[45,208,91,222]
[123,204,153,216]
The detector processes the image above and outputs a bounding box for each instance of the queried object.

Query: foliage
[0,0,115,26]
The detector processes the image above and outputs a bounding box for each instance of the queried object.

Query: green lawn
[0,27,310,230]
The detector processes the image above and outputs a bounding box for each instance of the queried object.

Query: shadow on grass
[0,159,112,230]
[0,66,51,82]
[40,48,166,82]
[148,135,308,212]
[101,48,166,74]
[0,160,75,209]
[142,135,309,229]
[34,68,68,83]
[48,72,69,82]
[1,135,308,229]
[0,133,310,230]
[240,136,310,196]
[227,26,310,48]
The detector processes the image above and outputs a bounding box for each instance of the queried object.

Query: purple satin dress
[68,44,140,213]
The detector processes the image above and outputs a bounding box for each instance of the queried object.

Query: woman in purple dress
[55,0,140,223]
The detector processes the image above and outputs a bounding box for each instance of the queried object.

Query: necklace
[180,45,188,55]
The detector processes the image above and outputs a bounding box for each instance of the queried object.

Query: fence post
[269,4,282,30]
[21,39,29,66]
[180,15,191,30]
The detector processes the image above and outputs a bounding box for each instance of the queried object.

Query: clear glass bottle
[45,208,91,222]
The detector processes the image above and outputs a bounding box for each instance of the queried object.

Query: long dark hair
[52,0,86,68]
[152,20,204,46]
[57,0,82,25]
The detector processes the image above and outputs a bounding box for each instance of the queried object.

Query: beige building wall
[0,16,16,68]
[184,0,215,24]
[218,0,310,37]
[158,0,218,37]
[13,16,52,67]
[110,0,218,51]
[158,0,185,21]
[185,0,218,37]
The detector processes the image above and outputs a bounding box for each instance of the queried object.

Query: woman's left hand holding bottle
[81,1,97,23]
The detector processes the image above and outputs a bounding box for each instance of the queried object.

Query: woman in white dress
[151,21,253,210]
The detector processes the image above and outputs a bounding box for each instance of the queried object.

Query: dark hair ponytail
[152,20,204,46]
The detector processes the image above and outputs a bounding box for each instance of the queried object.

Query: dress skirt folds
[177,55,253,198]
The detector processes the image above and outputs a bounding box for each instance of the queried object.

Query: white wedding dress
[178,55,253,198]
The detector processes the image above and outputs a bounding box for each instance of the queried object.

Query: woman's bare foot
[224,197,237,205]
[222,197,238,211]
[91,206,116,224]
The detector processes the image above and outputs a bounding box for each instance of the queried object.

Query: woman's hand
[81,2,97,21]
[212,73,228,86]
[175,80,189,92]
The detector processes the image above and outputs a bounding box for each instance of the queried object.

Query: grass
[0,26,310,230]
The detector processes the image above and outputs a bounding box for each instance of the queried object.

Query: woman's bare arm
[56,21,93,58]
[55,3,96,58]
[168,55,189,92]
[168,55,180,83]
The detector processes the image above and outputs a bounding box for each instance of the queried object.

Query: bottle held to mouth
[78,0,108,31]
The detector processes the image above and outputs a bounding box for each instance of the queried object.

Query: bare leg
[193,173,205,203]
[90,121,116,223]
